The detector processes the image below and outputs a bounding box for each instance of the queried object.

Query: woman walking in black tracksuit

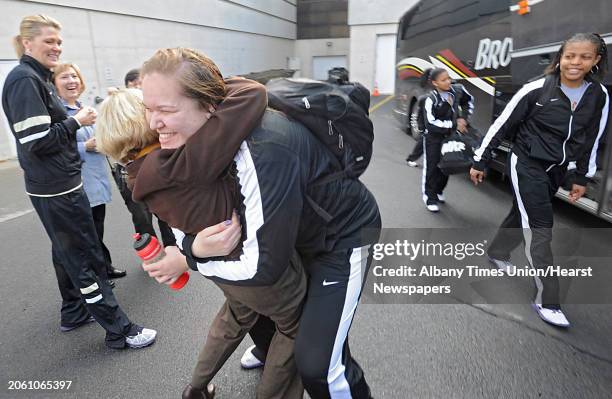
[421,68,474,212]
[471,33,609,328]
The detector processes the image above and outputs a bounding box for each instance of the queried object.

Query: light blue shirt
[561,81,590,111]
[64,100,112,207]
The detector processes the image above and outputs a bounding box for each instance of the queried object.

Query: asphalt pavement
[0,96,611,398]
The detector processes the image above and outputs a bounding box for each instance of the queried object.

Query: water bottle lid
[133,232,154,252]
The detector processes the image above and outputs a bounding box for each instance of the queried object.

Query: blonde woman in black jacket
[2,15,156,349]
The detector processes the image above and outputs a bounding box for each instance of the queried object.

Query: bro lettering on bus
[474,37,513,70]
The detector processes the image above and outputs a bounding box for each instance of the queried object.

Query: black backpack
[266,78,374,179]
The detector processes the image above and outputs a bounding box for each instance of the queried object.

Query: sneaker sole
[126,333,157,349]
[241,361,265,370]
[531,304,570,328]
[126,339,156,349]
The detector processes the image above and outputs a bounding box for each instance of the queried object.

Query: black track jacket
[473,75,609,186]
[2,56,81,196]
[177,110,381,286]
[423,84,474,135]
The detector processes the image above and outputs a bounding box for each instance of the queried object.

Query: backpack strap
[305,194,334,223]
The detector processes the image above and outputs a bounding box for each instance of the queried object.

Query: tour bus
[394,0,612,221]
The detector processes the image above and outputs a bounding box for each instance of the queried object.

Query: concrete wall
[348,0,416,25]
[348,23,397,90]
[0,0,297,160]
[294,38,349,78]
[347,0,418,89]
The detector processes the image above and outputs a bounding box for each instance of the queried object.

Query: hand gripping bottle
[133,233,189,290]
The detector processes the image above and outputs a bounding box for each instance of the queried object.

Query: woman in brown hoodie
[99,48,380,399]
[97,75,306,399]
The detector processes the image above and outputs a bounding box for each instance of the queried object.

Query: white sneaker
[407,160,418,167]
[487,256,515,274]
[240,345,264,369]
[426,203,439,212]
[532,304,570,328]
[437,193,445,203]
[126,326,157,348]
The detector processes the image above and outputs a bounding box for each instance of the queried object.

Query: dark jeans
[31,188,133,348]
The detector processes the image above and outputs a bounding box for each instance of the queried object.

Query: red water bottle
[133,233,189,290]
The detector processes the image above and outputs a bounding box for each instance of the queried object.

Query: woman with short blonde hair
[96,89,158,163]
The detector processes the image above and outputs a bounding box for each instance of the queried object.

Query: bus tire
[409,100,422,140]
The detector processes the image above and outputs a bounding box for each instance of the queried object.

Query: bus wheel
[409,100,422,140]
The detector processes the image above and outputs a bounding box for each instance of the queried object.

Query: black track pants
[31,188,133,347]
[294,246,374,399]
[487,152,566,306]
[91,204,113,274]
[407,135,424,162]
[422,133,449,204]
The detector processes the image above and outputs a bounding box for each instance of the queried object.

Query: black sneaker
[60,316,95,332]
[425,199,439,212]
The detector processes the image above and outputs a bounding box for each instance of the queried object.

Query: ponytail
[420,67,446,88]
[12,35,25,58]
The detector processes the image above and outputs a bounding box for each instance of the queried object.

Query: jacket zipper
[556,82,590,167]
[559,114,572,166]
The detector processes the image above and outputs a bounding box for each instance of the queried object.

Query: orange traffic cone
[372,85,380,97]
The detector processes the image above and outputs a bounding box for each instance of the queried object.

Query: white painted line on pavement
[0,209,34,223]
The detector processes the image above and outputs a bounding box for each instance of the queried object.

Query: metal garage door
[312,55,347,81]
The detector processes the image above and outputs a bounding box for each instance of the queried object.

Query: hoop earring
[555,63,560,71]
[591,64,600,74]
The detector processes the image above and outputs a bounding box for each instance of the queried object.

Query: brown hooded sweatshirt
[127,77,267,249]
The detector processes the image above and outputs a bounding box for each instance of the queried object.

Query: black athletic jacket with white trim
[2,56,81,195]
[422,84,474,135]
[177,109,381,286]
[473,75,609,186]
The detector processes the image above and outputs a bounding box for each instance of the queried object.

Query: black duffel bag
[437,131,474,175]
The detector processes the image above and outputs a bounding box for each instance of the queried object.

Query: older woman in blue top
[53,63,126,280]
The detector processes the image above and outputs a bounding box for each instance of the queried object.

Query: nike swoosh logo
[535,102,544,106]
[550,98,559,102]
[322,280,340,286]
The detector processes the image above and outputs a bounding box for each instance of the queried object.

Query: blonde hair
[13,14,62,58]
[141,48,227,109]
[96,89,158,163]
[52,63,86,96]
